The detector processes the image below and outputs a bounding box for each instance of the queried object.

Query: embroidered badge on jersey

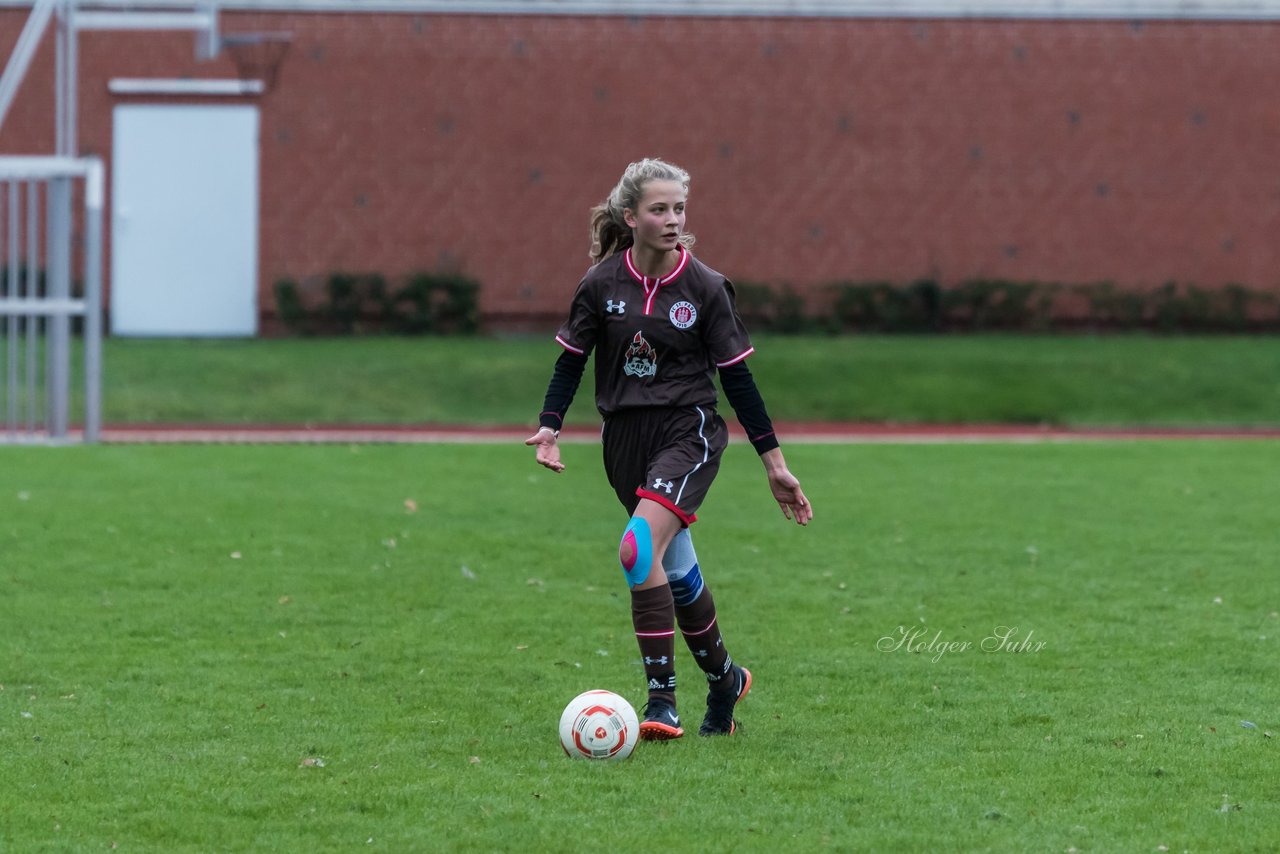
[622,332,658,379]
[669,301,697,329]
[606,299,626,315]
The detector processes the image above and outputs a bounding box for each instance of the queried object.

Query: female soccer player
[526,158,812,739]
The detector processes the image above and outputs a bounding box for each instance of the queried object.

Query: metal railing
[0,156,103,444]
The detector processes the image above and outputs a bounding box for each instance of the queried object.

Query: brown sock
[676,583,735,693]
[631,584,677,704]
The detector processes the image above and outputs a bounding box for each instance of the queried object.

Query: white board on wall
[110,103,259,337]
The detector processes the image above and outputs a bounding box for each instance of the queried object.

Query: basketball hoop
[221,32,292,94]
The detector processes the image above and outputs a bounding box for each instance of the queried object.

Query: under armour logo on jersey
[652,479,674,494]
[606,300,626,314]
[644,656,670,666]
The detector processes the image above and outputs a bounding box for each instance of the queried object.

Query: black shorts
[601,405,729,526]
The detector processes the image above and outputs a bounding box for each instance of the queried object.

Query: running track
[92,423,1280,444]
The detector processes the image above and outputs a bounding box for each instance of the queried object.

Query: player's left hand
[525,427,565,473]
[767,467,812,526]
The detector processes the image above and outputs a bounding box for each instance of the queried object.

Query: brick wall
[2,11,1278,329]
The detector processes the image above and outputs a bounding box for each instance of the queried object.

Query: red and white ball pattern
[558,690,639,761]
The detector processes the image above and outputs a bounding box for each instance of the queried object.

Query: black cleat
[700,665,752,736]
[639,697,684,740]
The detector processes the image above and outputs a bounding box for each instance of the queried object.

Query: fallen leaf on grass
[230,552,242,560]
[404,498,418,513]
[461,565,476,580]
[299,757,326,768]
[469,756,481,764]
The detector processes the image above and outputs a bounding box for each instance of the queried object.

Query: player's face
[624,180,687,257]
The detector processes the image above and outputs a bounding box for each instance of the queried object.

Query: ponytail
[588,201,632,265]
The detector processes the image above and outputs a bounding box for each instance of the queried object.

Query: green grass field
[3,441,1277,851]
[91,334,1280,427]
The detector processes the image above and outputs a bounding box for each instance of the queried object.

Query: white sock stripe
[680,616,718,637]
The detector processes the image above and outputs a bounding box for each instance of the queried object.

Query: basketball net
[222,32,292,94]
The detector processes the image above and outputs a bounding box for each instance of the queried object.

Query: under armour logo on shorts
[653,478,674,493]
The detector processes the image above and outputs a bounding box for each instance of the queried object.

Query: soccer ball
[558,690,639,761]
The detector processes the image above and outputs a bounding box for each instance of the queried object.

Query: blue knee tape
[663,529,705,606]
[619,517,653,589]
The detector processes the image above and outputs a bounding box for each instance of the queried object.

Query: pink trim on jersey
[555,335,585,355]
[624,246,690,316]
[715,346,755,368]
[635,488,697,525]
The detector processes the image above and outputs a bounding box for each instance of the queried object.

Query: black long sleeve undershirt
[718,361,780,455]
[537,351,779,455]
[538,349,588,432]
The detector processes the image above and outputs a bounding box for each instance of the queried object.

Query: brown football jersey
[554,246,754,416]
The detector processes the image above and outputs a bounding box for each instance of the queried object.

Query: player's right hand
[524,427,565,473]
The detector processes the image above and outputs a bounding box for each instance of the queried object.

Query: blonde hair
[588,158,696,264]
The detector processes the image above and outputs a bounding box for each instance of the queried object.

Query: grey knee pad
[662,528,704,607]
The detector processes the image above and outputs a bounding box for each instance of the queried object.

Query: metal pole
[83,159,102,442]
[25,179,38,433]
[55,0,66,156]
[0,0,59,137]
[47,175,71,438]
[3,182,13,438]
[6,182,18,437]
[65,0,78,157]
